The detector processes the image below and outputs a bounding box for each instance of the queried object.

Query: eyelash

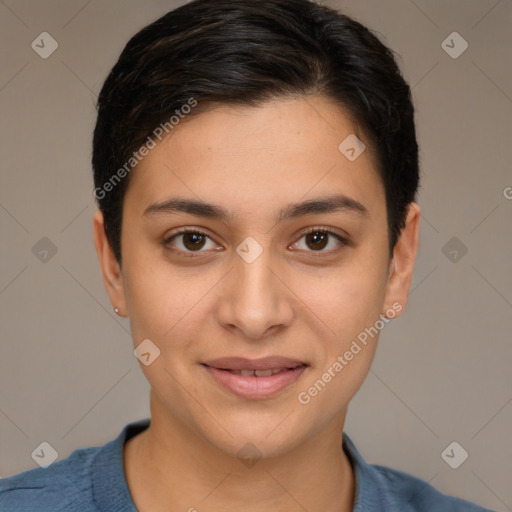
[162,226,348,258]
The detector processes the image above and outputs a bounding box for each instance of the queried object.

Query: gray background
[0,1,511,510]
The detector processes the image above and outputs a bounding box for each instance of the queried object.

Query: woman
[0,1,494,510]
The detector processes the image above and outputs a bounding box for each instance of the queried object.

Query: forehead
[124,96,385,221]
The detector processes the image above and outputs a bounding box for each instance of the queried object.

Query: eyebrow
[142,194,369,222]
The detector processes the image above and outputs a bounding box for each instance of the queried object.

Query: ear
[382,202,420,317]
[93,209,127,316]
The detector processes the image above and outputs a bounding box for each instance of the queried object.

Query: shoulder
[0,419,149,512]
[0,446,100,512]
[371,463,495,512]
[342,433,495,512]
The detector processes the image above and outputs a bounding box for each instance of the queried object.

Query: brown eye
[291,228,348,254]
[304,231,329,251]
[163,229,219,256]
[181,232,207,251]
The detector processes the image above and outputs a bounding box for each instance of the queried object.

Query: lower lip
[203,364,308,399]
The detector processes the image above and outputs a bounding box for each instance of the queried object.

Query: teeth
[254,369,273,377]
[225,368,290,376]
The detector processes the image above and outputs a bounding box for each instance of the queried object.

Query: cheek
[303,258,388,340]
[296,256,389,413]
[121,246,216,355]
[296,273,385,421]
[121,240,176,343]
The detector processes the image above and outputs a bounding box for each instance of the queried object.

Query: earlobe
[93,209,127,316]
[382,202,421,317]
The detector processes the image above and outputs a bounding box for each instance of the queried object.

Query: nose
[214,243,294,341]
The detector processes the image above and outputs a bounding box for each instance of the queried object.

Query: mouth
[201,357,309,399]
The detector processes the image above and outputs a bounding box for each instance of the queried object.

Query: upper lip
[202,357,307,371]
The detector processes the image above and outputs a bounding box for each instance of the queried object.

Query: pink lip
[202,357,308,400]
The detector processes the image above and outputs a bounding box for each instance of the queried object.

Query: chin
[196,412,309,461]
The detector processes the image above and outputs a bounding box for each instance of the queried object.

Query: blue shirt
[0,419,494,511]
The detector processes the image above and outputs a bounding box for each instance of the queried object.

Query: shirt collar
[342,432,399,511]
[91,419,148,512]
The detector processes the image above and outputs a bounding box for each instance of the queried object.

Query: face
[94,96,419,459]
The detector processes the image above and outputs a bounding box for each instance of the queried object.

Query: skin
[93,95,420,512]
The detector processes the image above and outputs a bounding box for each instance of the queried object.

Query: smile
[201,357,309,399]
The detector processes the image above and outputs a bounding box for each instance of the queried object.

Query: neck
[124,393,355,512]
